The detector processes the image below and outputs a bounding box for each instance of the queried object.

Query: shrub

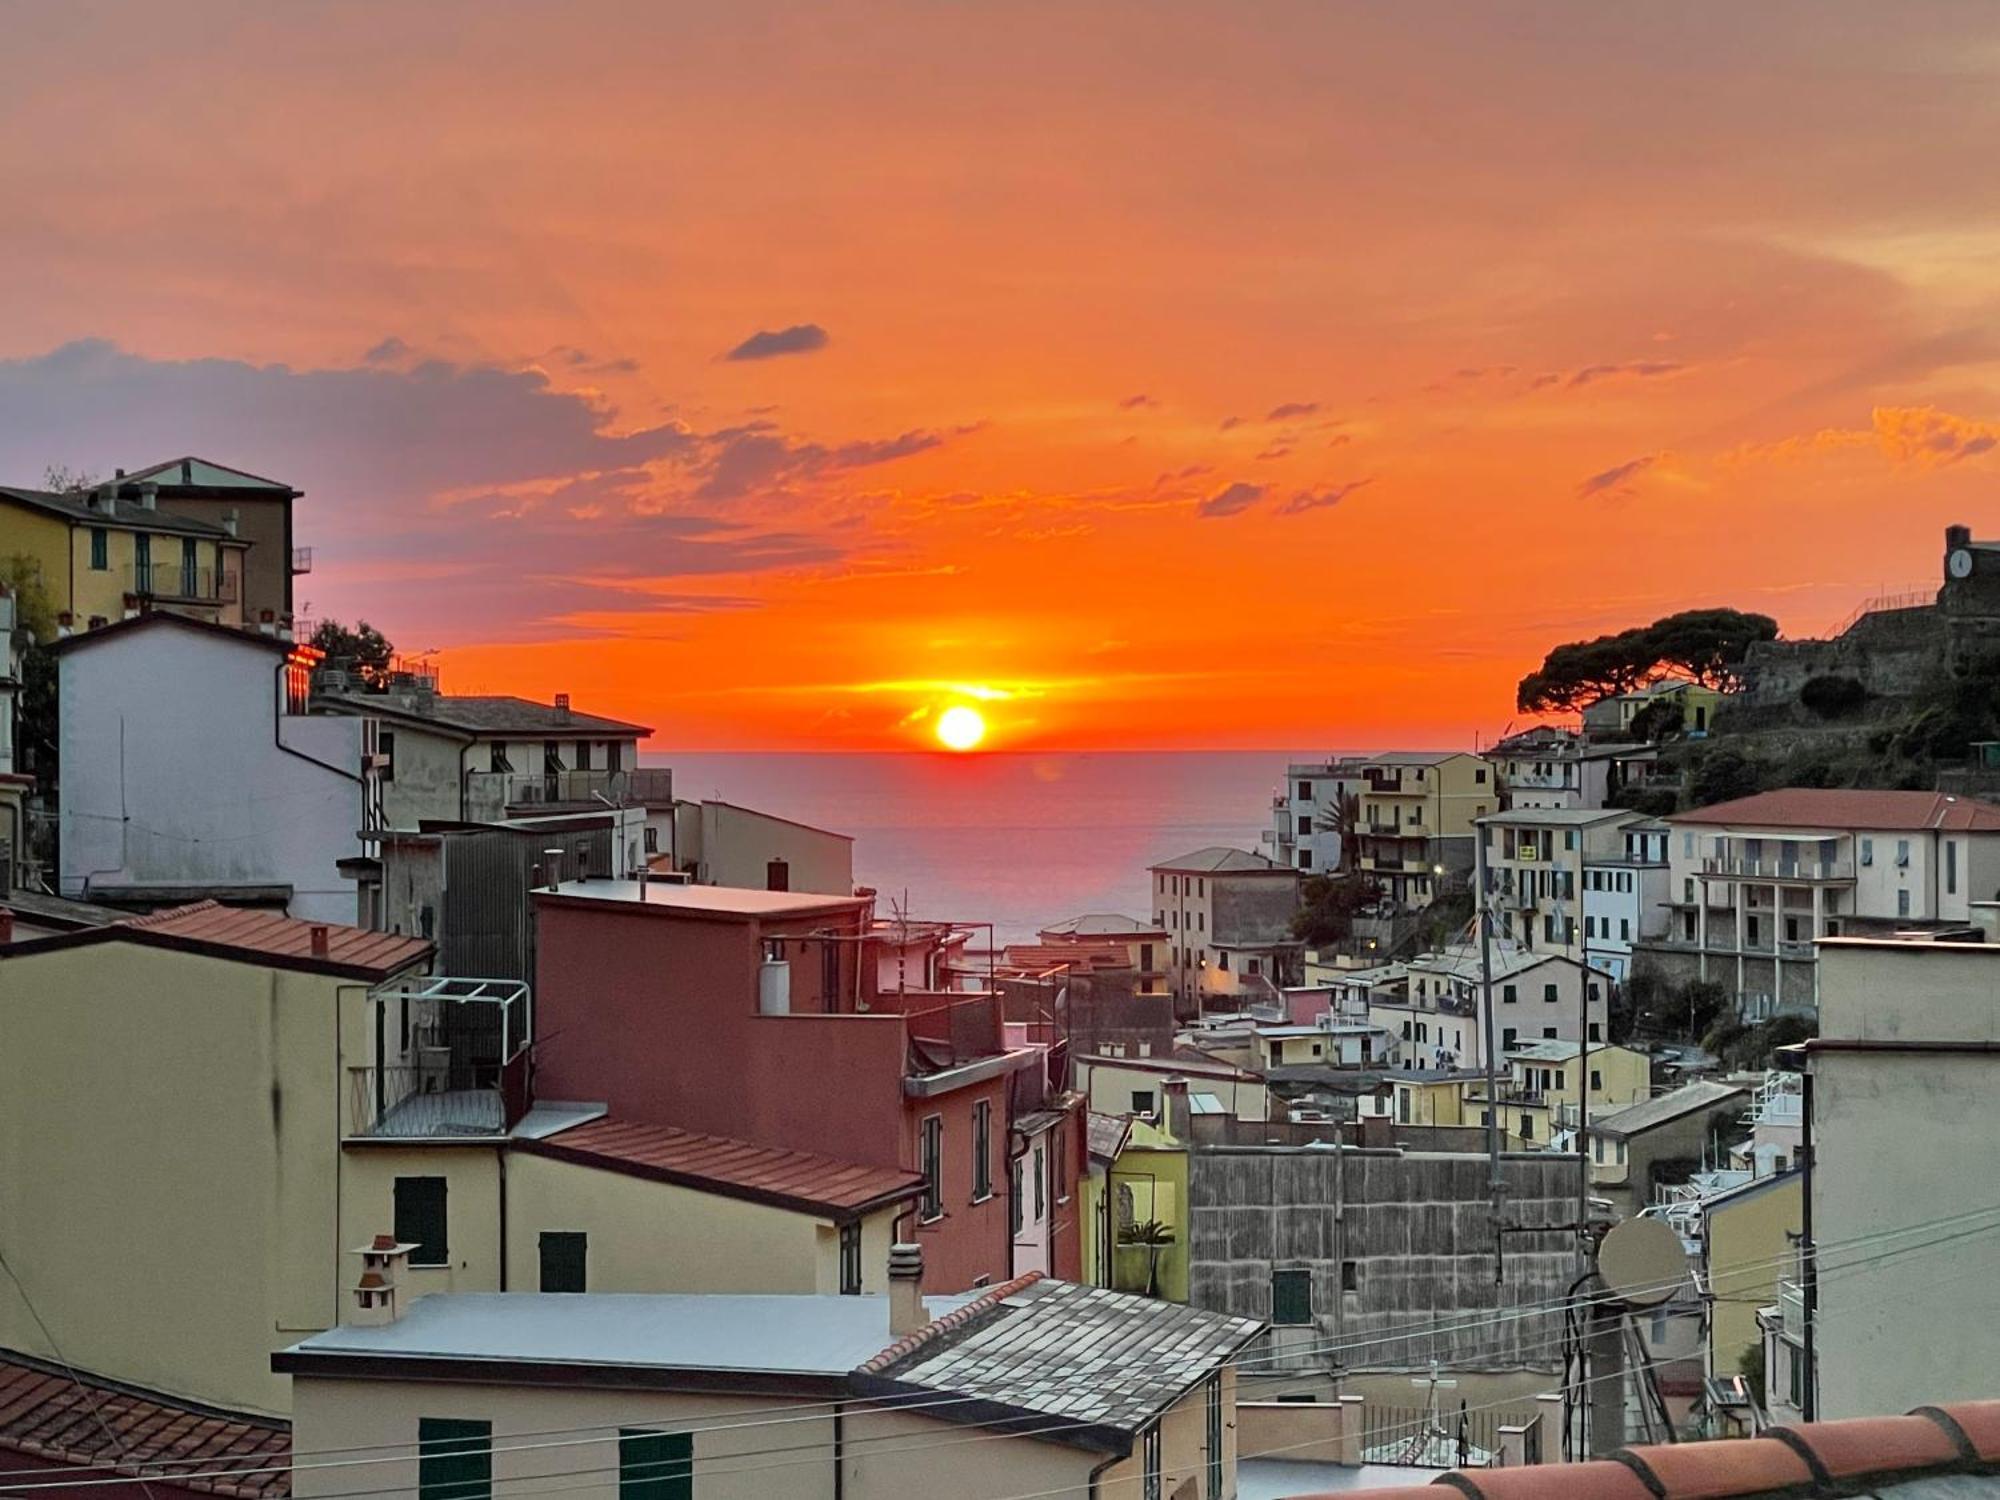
[1799,674,1867,719]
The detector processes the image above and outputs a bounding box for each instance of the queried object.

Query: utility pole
[1475,826,1504,1279]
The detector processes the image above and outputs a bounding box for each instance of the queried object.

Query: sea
[655,750,1302,944]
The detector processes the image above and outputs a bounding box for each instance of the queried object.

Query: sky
[1,1,1996,751]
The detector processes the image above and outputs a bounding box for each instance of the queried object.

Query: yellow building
[0,481,248,629]
[1385,1069,1476,1126]
[1348,751,1497,907]
[1702,1169,1803,1387]
[1582,677,1726,738]
[0,904,923,1418]
[1106,1116,1192,1302]
[1463,1040,1651,1150]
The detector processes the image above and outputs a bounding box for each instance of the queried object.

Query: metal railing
[126,563,236,603]
[347,1058,527,1138]
[1702,856,1853,881]
[1778,1279,1806,1343]
[465,766,674,818]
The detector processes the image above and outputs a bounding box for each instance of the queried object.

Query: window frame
[89,527,108,571]
[839,1221,862,1295]
[1271,1267,1312,1326]
[918,1114,944,1222]
[538,1230,587,1293]
[418,1417,491,1500]
[618,1428,692,1500]
[394,1176,449,1267]
[971,1099,993,1203]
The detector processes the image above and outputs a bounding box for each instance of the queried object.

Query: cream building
[1348,751,1496,907]
[278,1272,1262,1500]
[1149,846,1302,1015]
[1479,807,1670,982]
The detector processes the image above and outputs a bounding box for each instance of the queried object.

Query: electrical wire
[2,1202,1988,1495]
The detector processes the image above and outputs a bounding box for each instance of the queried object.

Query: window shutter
[538,1232,587,1293]
[1271,1268,1312,1325]
[418,1418,491,1500]
[394,1177,449,1266]
[619,1429,692,1500]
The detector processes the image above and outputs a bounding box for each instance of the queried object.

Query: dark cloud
[1265,401,1319,421]
[1279,477,1375,515]
[362,336,409,364]
[1567,360,1684,388]
[1575,453,1661,499]
[1118,393,1158,410]
[1255,446,1292,462]
[1219,415,1243,431]
[692,426,946,500]
[1196,480,1266,518]
[723,323,830,362]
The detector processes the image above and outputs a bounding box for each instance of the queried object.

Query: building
[1583,1080,1749,1218]
[527,877,1048,1291]
[669,798,854,893]
[1581,678,1724,739]
[52,611,374,921]
[0,478,250,631]
[1701,1168,1802,1399]
[1643,788,2000,1014]
[1150,846,1303,1015]
[1479,808,1670,982]
[0,590,32,886]
[112,455,307,625]
[1075,1052,1272,1124]
[1354,946,1611,1071]
[1484,729,1659,813]
[1265,758,1363,872]
[1789,921,2000,1420]
[1347,751,1496,907]
[1462,1039,1651,1150]
[277,1272,1263,1500]
[1037,911,1170,994]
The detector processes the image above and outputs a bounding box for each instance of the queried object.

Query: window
[574,740,593,771]
[1620,918,1631,941]
[1298,779,1312,800]
[839,1222,862,1294]
[1543,983,1558,1003]
[1033,1145,1045,1221]
[1247,957,1261,978]
[418,1418,491,1500]
[544,740,565,774]
[972,1100,992,1201]
[1142,1422,1163,1500]
[919,1115,944,1221]
[1502,983,1517,1004]
[395,1176,449,1266]
[644,825,658,853]
[1011,1158,1024,1236]
[1299,849,1314,869]
[1555,1069,1566,1090]
[1897,887,1911,918]
[1519,1112,1534,1141]
[1341,1259,1359,1292]
[378,729,397,784]
[1896,839,1911,868]
[606,740,624,773]
[1218,951,1229,972]
[1859,837,1874,867]
[538,1232,587,1292]
[1132,1089,1156,1116]
[181,537,198,596]
[1502,1027,1518,1050]
[1054,1126,1070,1202]
[1206,1373,1224,1499]
[1542,1027,1557,1039]
[1947,839,1959,896]
[133,532,151,589]
[1271,1268,1312,1325]
[489,743,512,773]
[619,1429,692,1500]
[1590,1069,1602,1090]
[1297,814,1311,835]
[89,527,108,570]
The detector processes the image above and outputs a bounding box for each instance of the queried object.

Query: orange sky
[1,3,1996,750]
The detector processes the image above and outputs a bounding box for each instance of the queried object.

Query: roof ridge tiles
[857,1271,1046,1374]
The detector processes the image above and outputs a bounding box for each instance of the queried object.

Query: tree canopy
[309,619,396,687]
[1515,608,1778,713]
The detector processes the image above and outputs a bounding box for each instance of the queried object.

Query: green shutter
[418,1418,491,1500]
[620,1429,692,1500]
[1271,1268,1312,1326]
[539,1232,587,1293]
[395,1177,449,1266]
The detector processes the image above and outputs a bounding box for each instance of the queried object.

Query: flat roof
[1478,808,1639,827]
[1149,846,1294,874]
[535,877,870,920]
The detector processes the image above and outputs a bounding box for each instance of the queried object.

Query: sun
[935,704,987,752]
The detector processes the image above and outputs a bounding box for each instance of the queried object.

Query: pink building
[531,877,1036,1292]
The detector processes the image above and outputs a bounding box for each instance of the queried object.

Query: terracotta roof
[318,690,650,739]
[1,901,432,981]
[1294,1400,2000,1500]
[515,1116,926,1219]
[1671,788,2000,832]
[0,1350,289,1498]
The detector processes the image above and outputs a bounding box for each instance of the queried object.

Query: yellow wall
[1392,1078,1467,1126]
[340,1144,505,1299]
[0,505,72,615]
[1108,1124,1190,1302]
[0,942,366,1416]
[0,500,238,624]
[1705,1175,1801,1382]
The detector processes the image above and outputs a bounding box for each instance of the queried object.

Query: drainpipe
[1086,1450,1123,1498]
[272,660,361,783]
[1790,1047,1817,1421]
[498,1148,510,1292]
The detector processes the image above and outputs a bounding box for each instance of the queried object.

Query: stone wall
[1214,874,1304,946]
[1736,605,1943,713]
[1187,1146,1581,1376]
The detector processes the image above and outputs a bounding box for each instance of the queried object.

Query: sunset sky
[2,2,1996,750]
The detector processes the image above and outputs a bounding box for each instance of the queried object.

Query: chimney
[543,848,565,890]
[554,692,572,724]
[0,910,15,945]
[888,1242,926,1337]
[136,481,159,511]
[1162,1074,1192,1140]
[56,611,73,639]
[347,1233,416,1326]
[309,924,330,958]
[259,609,276,636]
[1948,523,1972,552]
[222,507,240,538]
[93,483,117,514]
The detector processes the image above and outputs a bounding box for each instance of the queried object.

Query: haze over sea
[656,751,1311,944]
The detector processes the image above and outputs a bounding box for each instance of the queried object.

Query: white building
[1010,1108,1066,1277]
[1483,730,1657,813]
[1263,759,1361,873]
[53,612,374,922]
[1650,789,2000,1014]
[1350,944,1611,1072]
[1787,913,2000,1420]
[1478,808,1670,983]
[668,798,853,894]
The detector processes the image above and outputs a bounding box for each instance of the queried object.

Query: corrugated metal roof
[1592,1081,1748,1140]
[519,1116,925,1216]
[0,1351,289,1498]
[118,902,432,978]
[1671,789,2000,832]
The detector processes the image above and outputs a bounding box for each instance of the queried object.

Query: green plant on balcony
[1116,1218,1176,1298]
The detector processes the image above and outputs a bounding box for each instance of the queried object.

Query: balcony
[292,546,314,575]
[346,977,532,1138]
[1778,1279,1806,1344]
[1702,856,1854,883]
[464,766,674,820]
[1363,854,1407,872]
[126,563,236,604]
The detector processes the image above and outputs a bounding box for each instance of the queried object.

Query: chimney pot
[87,615,107,631]
[309,924,331,958]
[554,692,572,722]
[888,1242,926,1337]
[137,481,158,511]
[0,910,14,945]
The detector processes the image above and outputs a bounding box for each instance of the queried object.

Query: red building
[531,877,1043,1291]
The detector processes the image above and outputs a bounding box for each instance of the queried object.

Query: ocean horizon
[649,749,1323,944]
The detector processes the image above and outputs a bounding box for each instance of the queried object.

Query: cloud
[1219,415,1243,431]
[1118,393,1158,410]
[1196,481,1266,518]
[692,425,947,500]
[1575,453,1662,499]
[1566,360,1685,389]
[723,323,830,361]
[362,336,410,364]
[1255,446,1292,461]
[1265,401,1319,421]
[1871,405,2000,467]
[1279,477,1374,515]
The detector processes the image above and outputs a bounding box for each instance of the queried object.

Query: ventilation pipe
[759,940,792,1015]
[309,924,330,959]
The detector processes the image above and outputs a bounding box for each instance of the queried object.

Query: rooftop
[1,900,432,982]
[535,877,870,920]
[1351,750,1471,767]
[1671,789,2000,833]
[0,886,123,931]
[1150,846,1295,874]
[1040,912,1167,937]
[0,485,241,539]
[1306,1401,2000,1500]
[119,455,299,493]
[1591,1080,1748,1141]
[518,1116,926,1219]
[1479,808,1641,827]
[318,690,651,739]
[44,609,293,659]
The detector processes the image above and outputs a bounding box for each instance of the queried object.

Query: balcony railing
[127,563,236,604]
[347,1053,530,1138]
[1778,1279,1806,1343]
[1702,856,1854,882]
[465,766,674,819]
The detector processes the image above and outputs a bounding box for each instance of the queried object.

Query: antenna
[1571,1216,1688,1458]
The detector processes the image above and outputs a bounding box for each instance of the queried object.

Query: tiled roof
[321,691,650,738]
[0,486,238,539]
[1589,1080,1748,1141]
[1304,1400,2000,1500]
[118,456,297,493]
[516,1116,925,1218]
[0,1350,289,1498]
[864,1277,1264,1443]
[1671,789,2000,832]
[1040,913,1165,937]
[1149,846,1293,874]
[1,901,431,981]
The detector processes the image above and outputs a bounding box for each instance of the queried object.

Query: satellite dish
[1597,1216,1687,1308]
